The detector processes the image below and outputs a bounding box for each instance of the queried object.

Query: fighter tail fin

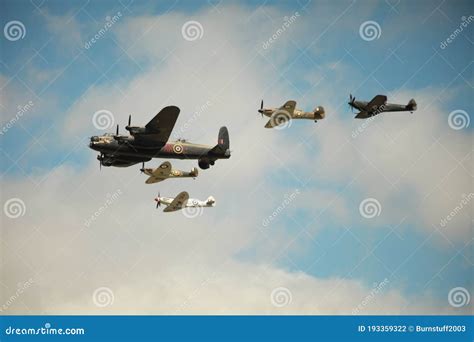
[406,99,417,112]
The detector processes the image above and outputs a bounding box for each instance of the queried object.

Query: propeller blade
[156,202,159,209]
[116,124,119,135]
[128,114,131,126]
[348,94,355,113]
[258,99,264,117]
[140,162,145,173]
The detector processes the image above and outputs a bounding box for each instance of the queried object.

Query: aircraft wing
[279,100,296,115]
[367,95,387,109]
[354,111,370,119]
[144,106,180,143]
[145,176,165,184]
[163,191,189,212]
[264,117,281,128]
[152,161,172,177]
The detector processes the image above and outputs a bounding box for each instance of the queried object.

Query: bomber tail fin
[217,126,229,150]
[209,126,230,156]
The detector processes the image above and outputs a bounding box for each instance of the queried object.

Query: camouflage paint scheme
[258,100,326,128]
[154,191,216,212]
[89,106,230,169]
[348,94,417,119]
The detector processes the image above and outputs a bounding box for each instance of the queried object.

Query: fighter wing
[163,191,189,212]
[264,118,278,128]
[152,161,172,177]
[145,176,165,184]
[279,100,296,115]
[143,106,180,143]
[354,111,370,119]
[367,95,387,110]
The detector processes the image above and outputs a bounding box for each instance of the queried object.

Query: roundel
[173,144,184,154]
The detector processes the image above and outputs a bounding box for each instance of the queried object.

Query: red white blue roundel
[173,144,183,154]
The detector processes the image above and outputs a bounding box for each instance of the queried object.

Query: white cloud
[1,3,471,315]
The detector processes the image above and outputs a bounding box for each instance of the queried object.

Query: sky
[0,0,472,314]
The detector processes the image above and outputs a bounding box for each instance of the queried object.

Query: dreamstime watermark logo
[173,100,213,139]
[359,198,381,219]
[182,206,204,219]
[0,278,34,312]
[270,110,293,130]
[262,12,300,50]
[181,20,204,41]
[352,278,389,314]
[448,287,470,308]
[92,287,114,307]
[448,109,470,130]
[439,193,473,228]
[4,20,26,41]
[92,109,115,130]
[270,287,292,308]
[440,16,474,50]
[3,198,26,219]
[359,21,382,41]
[84,12,123,49]
[262,189,300,227]
[1,100,34,136]
[84,189,122,227]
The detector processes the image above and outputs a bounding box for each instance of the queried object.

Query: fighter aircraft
[89,106,230,169]
[348,94,417,119]
[258,100,325,128]
[154,191,215,212]
[140,161,198,184]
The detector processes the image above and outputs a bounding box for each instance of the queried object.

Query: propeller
[348,94,355,112]
[128,114,131,127]
[116,124,119,135]
[140,162,145,173]
[258,99,264,117]
[155,191,161,209]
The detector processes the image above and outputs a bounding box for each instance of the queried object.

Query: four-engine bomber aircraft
[154,191,215,212]
[89,106,230,169]
[348,94,417,119]
[140,161,198,184]
[258,100,325,128]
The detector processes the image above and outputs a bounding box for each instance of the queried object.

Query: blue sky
[1,0,472,314]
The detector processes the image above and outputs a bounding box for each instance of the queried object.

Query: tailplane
[206,196,216,206]
[406,99,417,112]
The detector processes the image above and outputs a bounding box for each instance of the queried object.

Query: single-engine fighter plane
[348,94,417,119]
[154,191,216,212]
[258,100,325,128]
[89,106,230,169]
[140,161,198,184]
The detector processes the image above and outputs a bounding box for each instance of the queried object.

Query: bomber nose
[89,136,99,149]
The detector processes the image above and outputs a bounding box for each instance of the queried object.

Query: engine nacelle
[114,135,135,144]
